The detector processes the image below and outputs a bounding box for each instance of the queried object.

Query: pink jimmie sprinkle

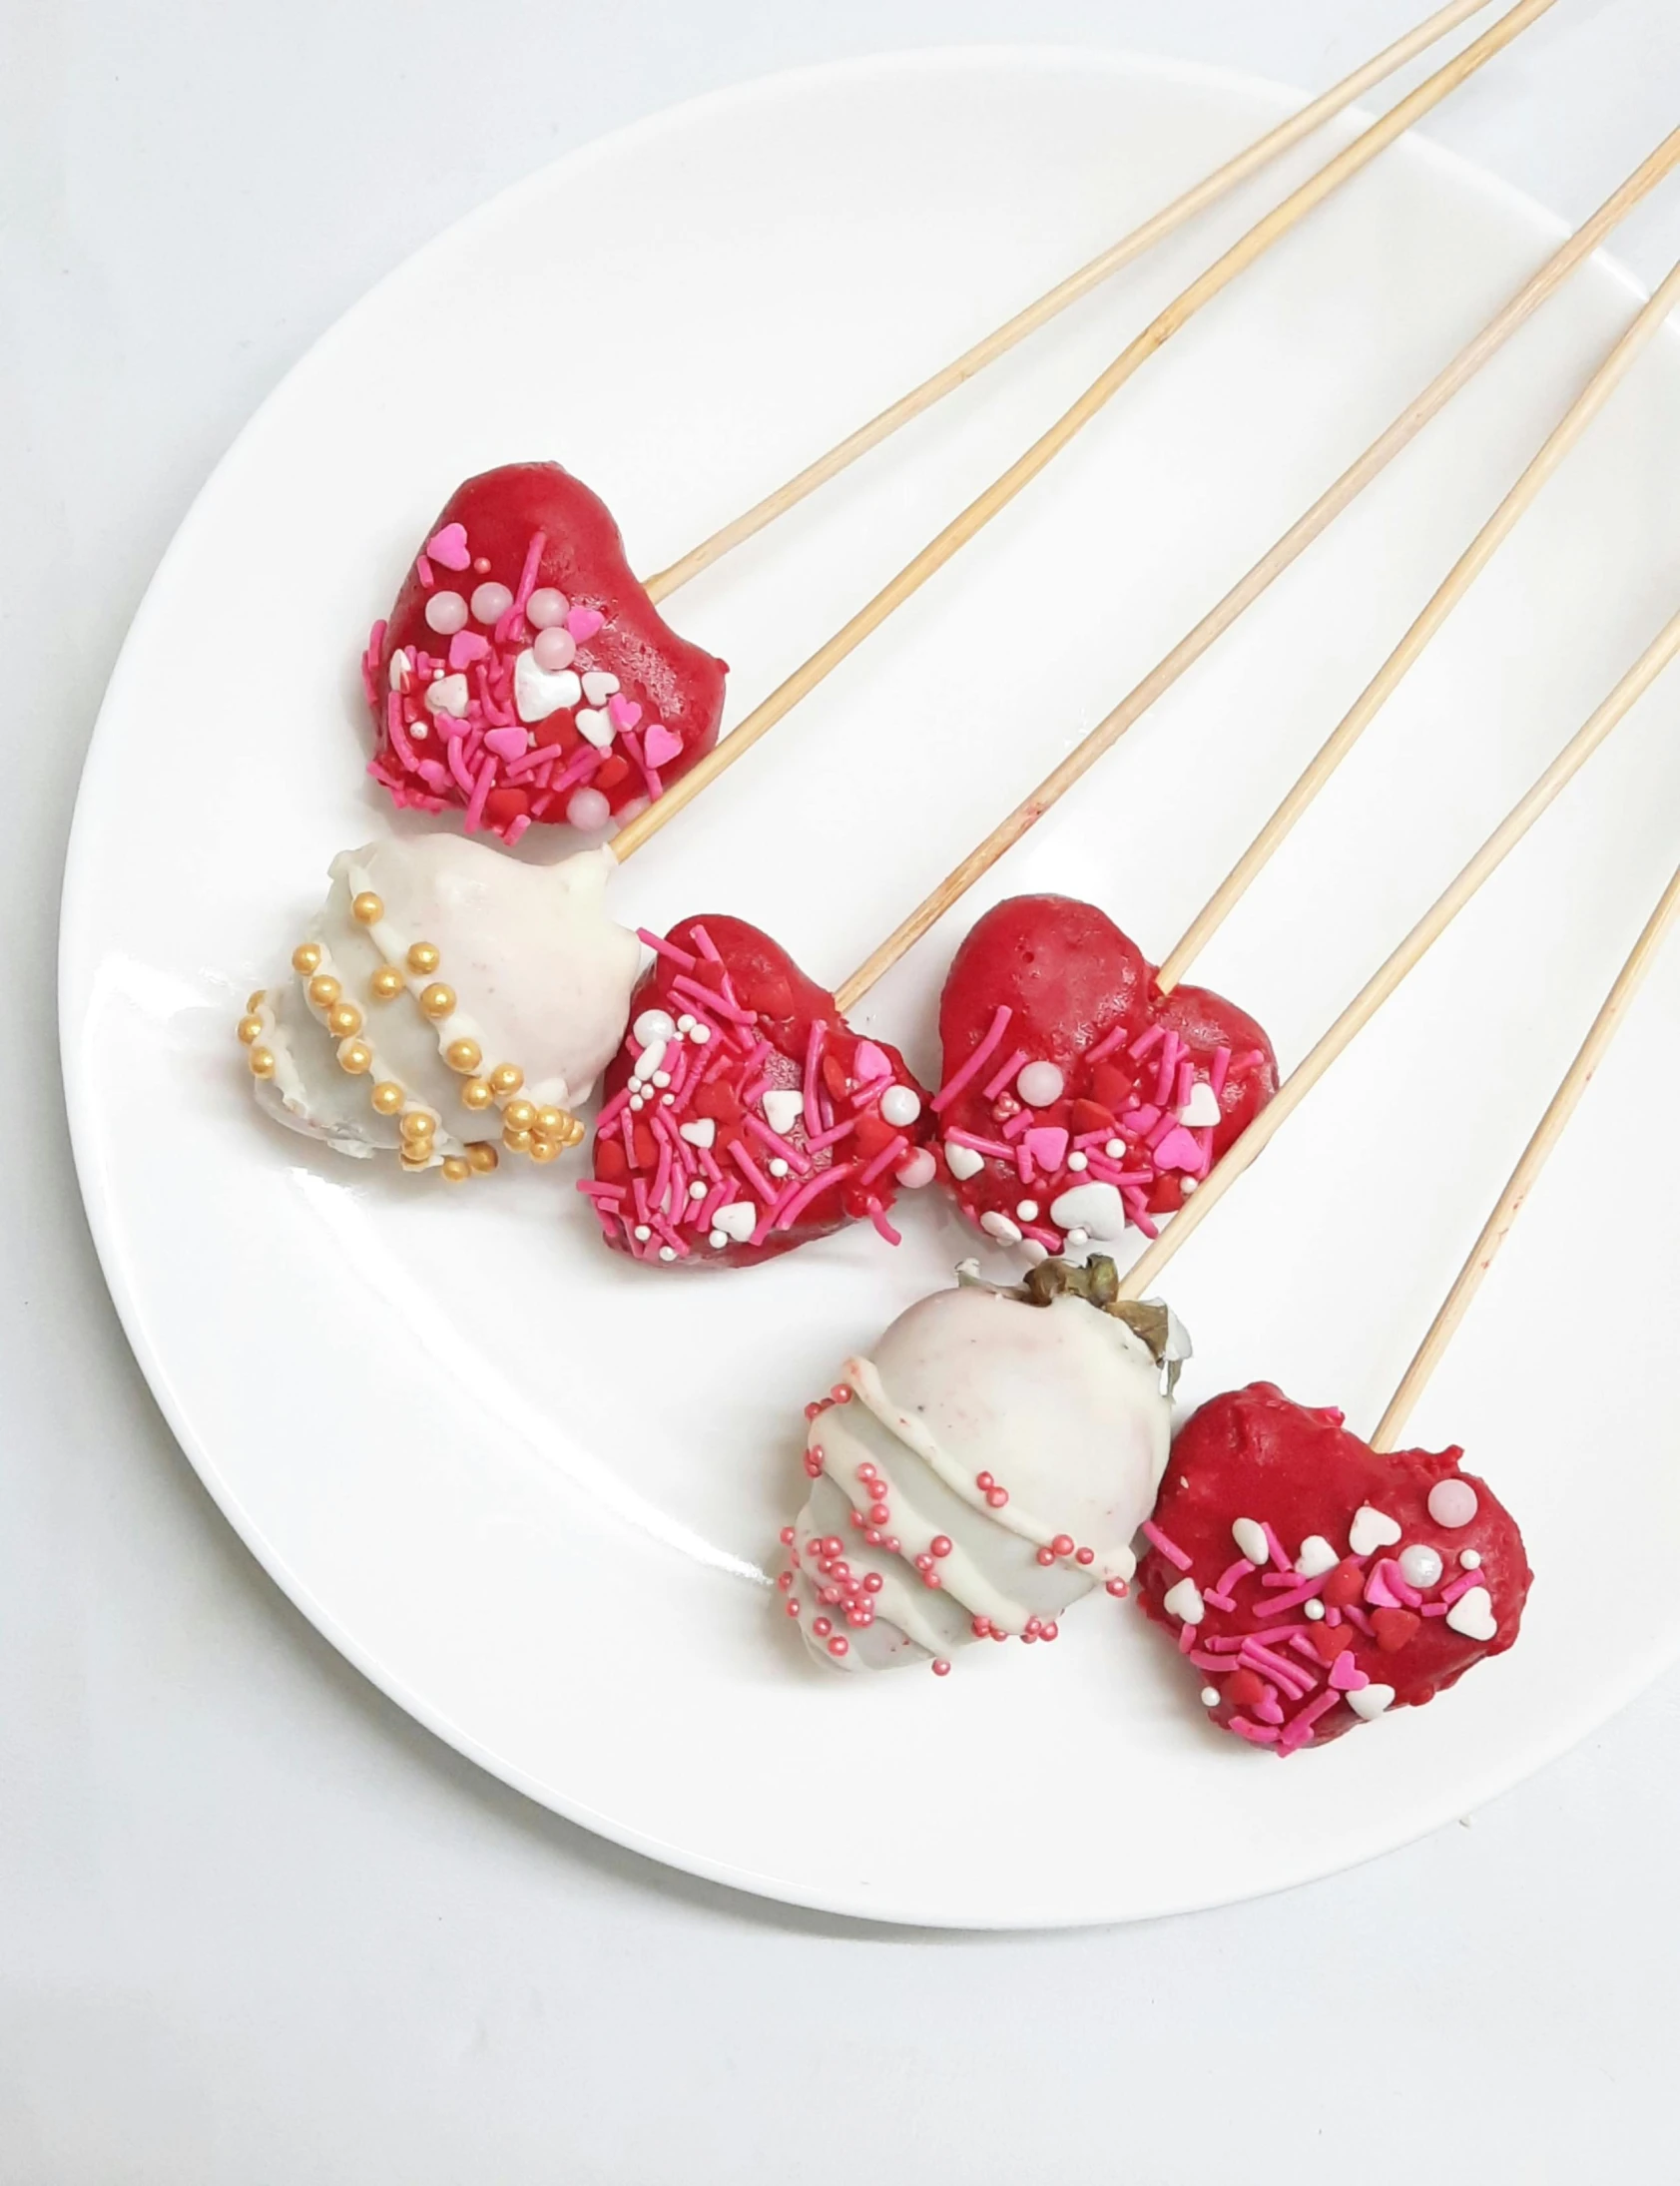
[384,694,419,774]
[744,1114,811,1176]
[503,814,531,846]
[943,1130,1015,1160]
[803,1021,827,1138]
[1262,1523,1292,1571]
[690,924,723,963]
[774,1163,856,1232]
[1229,1718,1279,1746]
[932,1005,1012,1113]
[1210,1046,1232,1100]
[979,1046,1030,1103]
[1084,1022,1130,1066]
[1279,1690,1344,1752]
[727,1137,780,1208]
[1129,1023,1165,1061]
[1439,1570,1485,1605]
[1203,1591,1238,1613]
[857,1133,908,1187]
[636,929,699,972]
[463,754,495,832]
[1178,1621,1197,1654]
[1140,1520,1192,1572]
[1216,1558,1256,1596]
[866,1201,901,1247]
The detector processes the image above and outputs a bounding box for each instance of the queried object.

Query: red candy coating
[1138,1383,1532,1752]
[581,916,932,1269]
[364,463,728,840]
[933,896,1277,1250]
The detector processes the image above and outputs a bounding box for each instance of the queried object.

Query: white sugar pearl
[632,1224,651,1241]
[1104,1139,1124,1159]
[1399,1544,1443,1590]
[707,1229,727,1249]
[471,581,513,623]
[689,1181,707,1201]
[533,625,577,673]
[1458,1549,1482,1570]
[658,1247,676,1262]
[769,1159,790,1178]
[424,590,469,635]
[895,1147,936,1190]
[1427,1479,1478,1528]
[651,1071,671,1089]
[1304,1599,1326,1621]
[1066,1227,1090,1247]
[634,1010,677,1046]
[565,787,611,831]
[688,1023,711,1043]
[676,1014,695,1032]
[879,1084,921,1128]
[525,587,570,628]
[1066,1151,1088,1171]
[1016,1061,1065,1108]
[1015,1200,1039,1222]
[1200,1687,1220,1707]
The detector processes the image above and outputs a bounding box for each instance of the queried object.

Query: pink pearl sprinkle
[1427,1478,1479,1528]
[976,1471,994,1490]
[525,587,570,629]
[931,1659,951,1677]
[813,1618,832,1638]
[777,1571,793,1592]
[1075,1547,1095,1566]
[869,1503,890,1524]
[1106,1578,1129,1598]
[828,1637,849,1657]
[566,787,611,832]
[785,1600,801,1617]
[779,1526,795,1545]
[986,1488,1009,1509]
[1051,1534,1074,1556]
[533,625,577,672]
[930,1536,952,1558]
[1035,1548,1055,1566]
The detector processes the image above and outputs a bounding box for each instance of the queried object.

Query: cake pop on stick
[582,140,1674,1252]
[603,0,1554,862]
[1137,855,1680,1749]
[1117,600,1680,1303]
[927,252,1680,1256]
[643,0,1504,602]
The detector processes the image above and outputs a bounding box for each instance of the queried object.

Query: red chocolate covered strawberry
[931,896,1277,1257]
[363,463,727,842]
[580,917,934,1268]
[1136,1382,1531,1752]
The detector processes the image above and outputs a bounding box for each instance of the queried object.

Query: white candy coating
[251,837,639,1166]
[787,1278,1184,1671]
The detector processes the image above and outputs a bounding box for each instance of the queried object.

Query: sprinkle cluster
[238,890,583,1180]
[581,923,930,1264]
[363,517,683,844]
[933,999,1269,1256]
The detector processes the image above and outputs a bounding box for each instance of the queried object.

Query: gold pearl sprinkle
[406,941,440,975]
[370,1082,404,1116]
[307,974,341,1009]
[351,891,384,925]
[466,1143,499,1174]
[460,1078,494,1112]
[249,1047,277,1079]
[440,1156,472,1185]
[488,1063,523,1096]
[535,1105,565,1134]
[502,1126,532,1155]
[445,1037,481,1074]
[370,965,405,1002]
[504,1098,536,1133]
[400,1152,432,1173]
[560,1116,587,1149]
[528,1136,561,1165]
[237,1014,264,1046]
[399,1110,436,1142]
[327,1002,362,1038]
[419,982,456,1021]
[337,1038,372,1074]
[291,942,322,975]
[246,989,266,1013]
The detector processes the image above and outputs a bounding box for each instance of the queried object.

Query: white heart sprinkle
[424,672,469,717]
[1444,1585,1497,1642]
[711,1202,756,1244]
[979,1211,1022,1245]
[1231,1516,1268,1565]
[944,1142,984,1182]
[513,651,582,723]
[580,670,620,706]
[1347,1683,1395,1721]
[388,650,410,692]
[1162,1578,1205,1625]
[678,1119,715,1149]
[1349,1505,1402,1556]
[761,1089,804,1136]
[1295,1534,1339,1578]
[1048,1181,1128,1239]
[575,707,614,749]
[1179,1081,1222,1128]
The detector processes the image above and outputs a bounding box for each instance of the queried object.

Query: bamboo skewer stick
[612,0,1555,866]
[1116,603,1680,1302]
[641,0,1501,604]
[1156,256,1680,993]
[832,123,1680,1015]
[1371,858,1680,1450]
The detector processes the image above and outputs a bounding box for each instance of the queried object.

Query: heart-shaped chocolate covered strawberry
[1137,1382,1531,1752]
[580,916,934,1267]
[932,896,1277,1257]
[363,463,728,842]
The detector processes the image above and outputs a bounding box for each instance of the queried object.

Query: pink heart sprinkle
[483,727,528,764]
[853,1041,892,1087]
[565,606,605,643]
[641,721,682,769]
[416,759,451,791]
[448,631,490,670]
[1023,1125,1069,1173]
[1328,1652,1369,1693]
[426,522,471,572]
[1152,1125,1203,1173]
[1254,1692,1286,1727]
[1363,1560,1404,1610]
[608,693,644,733]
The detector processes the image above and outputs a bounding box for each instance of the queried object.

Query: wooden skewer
[1371,858,1680,1449]
[641,0,1501,605]
[611,0,1555,866]
[1156,255,1680,993]
[1116,602,1680,1302]
[833,124,1680,1014]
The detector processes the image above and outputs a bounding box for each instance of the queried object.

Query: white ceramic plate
[62,49,1680,1926]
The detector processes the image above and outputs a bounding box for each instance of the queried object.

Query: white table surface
[5,2,1678,2176]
